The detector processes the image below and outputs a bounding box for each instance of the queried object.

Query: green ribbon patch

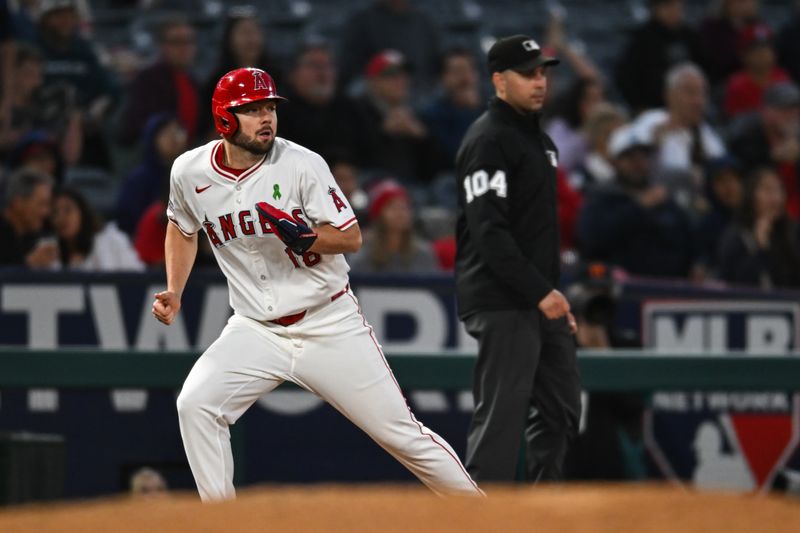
[273,184,282,200]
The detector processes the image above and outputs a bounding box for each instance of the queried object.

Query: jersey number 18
[284,247,322,268]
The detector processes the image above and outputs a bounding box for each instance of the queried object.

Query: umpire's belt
[269,285,349,327]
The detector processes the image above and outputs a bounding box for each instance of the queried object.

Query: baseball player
[151,67,481,501]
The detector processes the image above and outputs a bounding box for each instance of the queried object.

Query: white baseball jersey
[168,138,481,502]
[167,137,357,321]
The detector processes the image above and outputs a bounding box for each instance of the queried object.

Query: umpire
[455,35,581,482]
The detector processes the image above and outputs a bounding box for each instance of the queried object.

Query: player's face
[231,100,278,155]
[494,67,548,114]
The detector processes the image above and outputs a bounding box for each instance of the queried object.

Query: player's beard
[229,128,274,156]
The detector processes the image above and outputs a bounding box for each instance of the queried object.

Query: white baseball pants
[176,288,482,500]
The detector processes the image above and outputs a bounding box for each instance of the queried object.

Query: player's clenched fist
[152,291,181,325]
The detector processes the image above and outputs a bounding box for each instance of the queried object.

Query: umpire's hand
[538,290,578,334]
[152,291,181,325]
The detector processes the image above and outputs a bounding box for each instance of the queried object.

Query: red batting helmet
[211,68,286,137]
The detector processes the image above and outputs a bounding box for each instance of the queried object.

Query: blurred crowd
[1,0,799,293]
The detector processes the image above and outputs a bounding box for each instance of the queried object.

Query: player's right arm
[153,156,202,326]
[153,223,197,325]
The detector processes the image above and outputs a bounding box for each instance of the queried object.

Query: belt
[269,284,349,327]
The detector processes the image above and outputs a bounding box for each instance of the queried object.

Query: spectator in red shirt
[557,167,583,250]
[116,14,200,146]
[134,199,217,268]
[724,23,790,118]
[697,0,761,86]
[133,200,166,266]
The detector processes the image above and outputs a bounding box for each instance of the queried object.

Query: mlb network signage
[642,299,800,492]
[642,300,800,353]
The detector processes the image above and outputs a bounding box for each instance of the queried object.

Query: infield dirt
[1,483,798,532]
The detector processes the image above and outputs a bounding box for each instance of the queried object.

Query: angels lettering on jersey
[167,138,357,320]
[166,139,355,251]
[201,206,313,248]
[196,189,350,249]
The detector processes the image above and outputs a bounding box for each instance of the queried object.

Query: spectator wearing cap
[697,0,762,86]
[0,167,57,268]
[716,166,800,288]
[724,23,790,118]
[614,0,701,114]
[116,14,200,146]
[697,156,744,272]
[7,130,65,183]
[337,0,442,94]
[777,3,800,85]
[348,180,439,273]
[419,47,483,169]
[633,63,726,213]
[33,0,118,169]
[277,40,359,163]
[352,50,444,185]
[728,82,800,219]
[577,124,697,278]
[199,7,281,140]
[34,0,117,111]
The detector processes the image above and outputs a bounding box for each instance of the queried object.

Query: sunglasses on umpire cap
[488,35,559,74]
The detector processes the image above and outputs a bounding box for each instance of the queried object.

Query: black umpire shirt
[454,96,560,318]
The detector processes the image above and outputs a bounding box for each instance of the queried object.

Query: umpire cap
[488,35,559,73]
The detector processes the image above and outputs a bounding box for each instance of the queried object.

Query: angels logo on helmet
[211,68,286,137]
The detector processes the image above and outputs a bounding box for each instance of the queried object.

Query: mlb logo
[522,39,540,51]
[545,150,558,168]
[645,392,800,492]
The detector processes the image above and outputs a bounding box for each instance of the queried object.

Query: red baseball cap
[739,23,773,52]
[368,180,409,221]
[365,50,409,78]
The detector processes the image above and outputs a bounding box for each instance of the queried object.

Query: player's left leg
[291,291,483,496]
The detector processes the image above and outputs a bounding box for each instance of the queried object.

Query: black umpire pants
[463,309,581,482]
